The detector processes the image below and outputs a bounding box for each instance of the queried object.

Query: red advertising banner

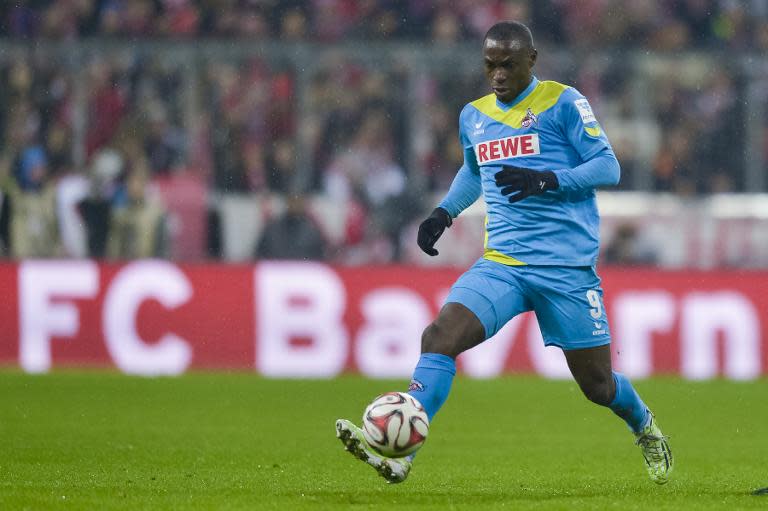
[0,260,766,379]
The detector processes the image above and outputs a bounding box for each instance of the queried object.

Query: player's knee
[421,303,485,357]
[580,379,614,406]
[421,323,445,354]
[421,322,458,357]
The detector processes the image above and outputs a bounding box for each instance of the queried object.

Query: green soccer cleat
[335,419,412,484]
[634,411,674,485]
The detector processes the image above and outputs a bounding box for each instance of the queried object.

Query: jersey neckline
[496,76,539,111]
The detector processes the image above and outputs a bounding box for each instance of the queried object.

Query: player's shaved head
[484,21,534,50]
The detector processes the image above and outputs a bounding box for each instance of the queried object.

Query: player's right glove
[417,207,452,256]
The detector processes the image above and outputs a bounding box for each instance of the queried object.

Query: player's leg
[407,258,531,422]
[406,302,485,421]
[337,259,530,483]
[563,344,673,484]
[336,280,487,484]
[527,265,673,484]
[335,302,483,484]
[562,344,649,432]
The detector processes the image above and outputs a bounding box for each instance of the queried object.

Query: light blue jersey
[438,77,620,267]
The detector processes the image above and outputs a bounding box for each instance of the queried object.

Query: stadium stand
[0,1,767,266]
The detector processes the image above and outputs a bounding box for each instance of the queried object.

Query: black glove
[417,207,452,256]
[494,165,559,203]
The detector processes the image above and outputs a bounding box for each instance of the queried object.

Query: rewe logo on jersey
[475,133,540,164]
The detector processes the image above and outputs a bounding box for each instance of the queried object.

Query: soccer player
[336,21,673,485]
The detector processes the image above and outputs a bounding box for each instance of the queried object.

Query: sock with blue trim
[407,353,456,422]
[609,371,650,433]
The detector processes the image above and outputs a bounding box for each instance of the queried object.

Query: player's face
[483,38,537,104]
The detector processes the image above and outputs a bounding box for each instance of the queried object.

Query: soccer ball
[362,392,429,457]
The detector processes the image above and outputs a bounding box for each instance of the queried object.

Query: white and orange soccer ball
[361,392,429,458]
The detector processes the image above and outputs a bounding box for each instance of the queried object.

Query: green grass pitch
[1,371,767,510]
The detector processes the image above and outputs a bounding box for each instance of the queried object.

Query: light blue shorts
[445,258,611,350]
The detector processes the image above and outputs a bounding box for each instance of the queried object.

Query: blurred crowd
[0,1,766,265]
[3,0,768,51]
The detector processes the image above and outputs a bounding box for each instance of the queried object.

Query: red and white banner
[0,260,766,379]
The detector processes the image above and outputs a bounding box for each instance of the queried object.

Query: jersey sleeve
[552,91,620,191]
[458,104,480,175]
[558,91,613,161]
[437,106,482,218]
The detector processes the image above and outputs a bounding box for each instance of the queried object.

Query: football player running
[336,20,672,485]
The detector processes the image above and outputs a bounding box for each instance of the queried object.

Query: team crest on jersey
[521,108,538,128]
[408,379,425,392]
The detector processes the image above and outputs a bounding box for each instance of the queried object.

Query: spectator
[85,59,126,157]
[143,105,185,175]
[6,145,60,258]
[236,3,271,38]
[603,223,657,266]
[78,148,124,258]
[430,8,463,45]
[323,108,406,208]
[157,0,201,37]
[255,195,327,260]
[15,145,48,192]
[108,158,165,259]
[265,138,296,193]
[279,6,309,41]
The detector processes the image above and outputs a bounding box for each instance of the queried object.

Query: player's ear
[529,48,537,68]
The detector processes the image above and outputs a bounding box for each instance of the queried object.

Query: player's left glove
[494,165,559,203]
